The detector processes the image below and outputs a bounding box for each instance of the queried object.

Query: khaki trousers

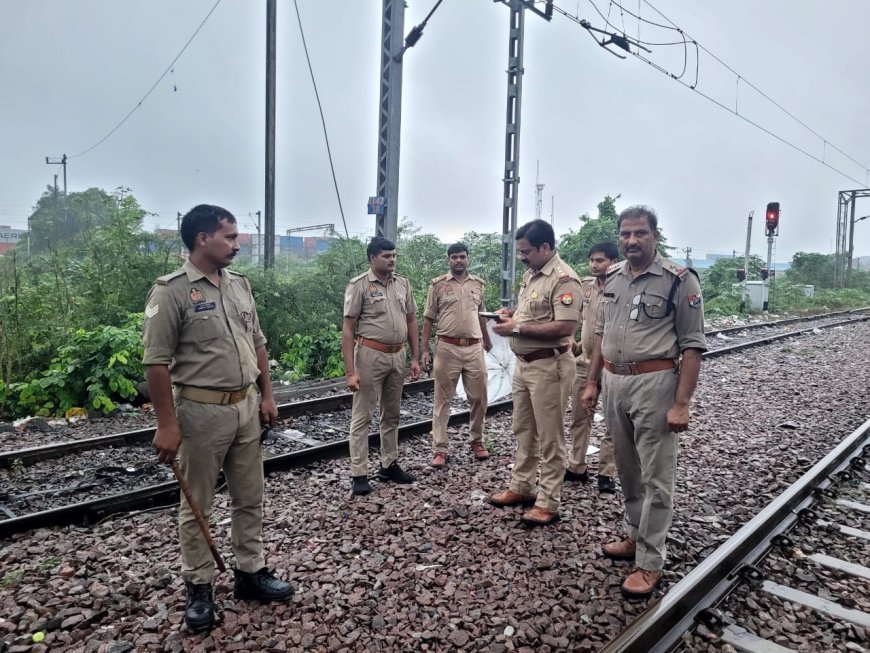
[176,392,264,584]
[568,359,616,476]
[509,350,575,512]
[602,368,679,571]
[431,340,488,452]
[348,343,405,477]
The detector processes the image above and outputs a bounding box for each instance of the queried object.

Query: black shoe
[564,469,589,483]
[352,475,372,495]
[234,568,295,603]
[598,475,617,493]
[184,582,215,632]
[376,461,416,484]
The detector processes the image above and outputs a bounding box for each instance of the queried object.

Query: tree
[558,195,670,271]
[786,252,835,288]
[701,255,766,300]
[25,187,130,252]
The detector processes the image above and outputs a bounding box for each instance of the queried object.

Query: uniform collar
[183,258,210,282]
[621,251,664,277]
[367,268,393,285]
[534,253,561,276]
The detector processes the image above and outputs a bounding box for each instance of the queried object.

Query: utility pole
[742,211,753,312]
[255,210,262,266]
[45,154,68,226]
[264,0,277,268]
[176,211,182,232]
[496,0,552,307]
[682,246,692,268]
[534,160,544,221]
[550,195,554,229]
[373,0,405,243]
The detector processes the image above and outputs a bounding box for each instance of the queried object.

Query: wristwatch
[512,323,521,337]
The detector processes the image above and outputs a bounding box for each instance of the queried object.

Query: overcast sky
[2,0,869,262]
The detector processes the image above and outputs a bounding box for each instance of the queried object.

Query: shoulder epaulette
[581,275,596,283]
[606,261,627,276]
[660,257,691,280]
[225,268,246,278]
[430,273,451,285]
[349,271,369,284]
[468,273,485,285]
[156,269,186,285]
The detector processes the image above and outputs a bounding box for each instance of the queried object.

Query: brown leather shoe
[431,452,447,468]
[520,506,560,526]
[621,568,662,599]
[489,490,536,507]
[471,441,490,460]
[602,537,637,561]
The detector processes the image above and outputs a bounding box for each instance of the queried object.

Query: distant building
[0,226,28,254]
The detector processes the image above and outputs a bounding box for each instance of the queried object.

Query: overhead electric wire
[553,1,869,186]
[292,0,352,246]
[68,0,223,160]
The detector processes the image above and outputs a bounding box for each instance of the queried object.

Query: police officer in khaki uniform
[490,219,582,526]
[341,237,420,496]
[582,206,706,599]
[421,243,493,468]
[144,205,293,633]
[566,242,618,493]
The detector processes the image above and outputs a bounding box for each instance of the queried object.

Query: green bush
[8,314,144,417]
[280,324,344,381]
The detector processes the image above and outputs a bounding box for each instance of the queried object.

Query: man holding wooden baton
[143,205,293,632]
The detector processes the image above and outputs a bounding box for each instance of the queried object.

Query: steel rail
[1,314,867,537]
[0,399,511,538]
[704,306,869,338]
[0,379,435,468]
[599,423,870,653]
[4,310,867,469]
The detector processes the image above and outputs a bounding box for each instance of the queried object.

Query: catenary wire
[552,1,869,185]
[68,0,222,159]
[292,0,351,243]
[637,0,870,175]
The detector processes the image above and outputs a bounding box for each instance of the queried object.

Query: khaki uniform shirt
[573,276,604,363]
[344,270,416,345]
[510,253,583,355]
[423,273,486,339]
[142,259,265,390]
[595,252,707,362]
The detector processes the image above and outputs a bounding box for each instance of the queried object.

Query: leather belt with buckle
[516,345,570,363]
[179,385,252,405]
[357,337,405,354]
[603,358,678,375]
[439,336,481,347]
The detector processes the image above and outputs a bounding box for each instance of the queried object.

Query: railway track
[600,418,870,653]
[0,310,867,539]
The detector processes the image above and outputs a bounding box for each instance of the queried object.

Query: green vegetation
[2,187,868,418]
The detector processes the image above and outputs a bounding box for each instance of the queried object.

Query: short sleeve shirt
[423,274,486,339]
[142,259,265,390]
[344,270,416,345]
[510,253,583,355]
[596,253,708,362]
[577,276,604,362]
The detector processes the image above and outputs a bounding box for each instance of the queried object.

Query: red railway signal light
[765,202,780,236]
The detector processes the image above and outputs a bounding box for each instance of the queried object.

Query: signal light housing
[765,202,780,236]
[736,268,746,282]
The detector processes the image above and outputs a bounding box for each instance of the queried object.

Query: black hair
[447,243,468,256]
[588,241,619,261]
[367,237,396,260]
[515,219,555,249]
[180,204,237,251]
[617,206,659,232]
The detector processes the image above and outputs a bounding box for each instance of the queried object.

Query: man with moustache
[144,204,294,632]
[341,237,420,496]
[489,219,582,526]
[566,242,619,493]
[582,206,706,599]
[421,243,493,467]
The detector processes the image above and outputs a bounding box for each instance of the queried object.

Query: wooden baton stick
[171,460,227,573]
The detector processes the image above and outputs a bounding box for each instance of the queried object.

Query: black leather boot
[233,568,295,602]
[184,582,215,632]
[375,461,416,483]
[352,475,372,495]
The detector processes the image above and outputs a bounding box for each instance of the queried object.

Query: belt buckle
[614,361,629,375]
[459,338,469,346]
